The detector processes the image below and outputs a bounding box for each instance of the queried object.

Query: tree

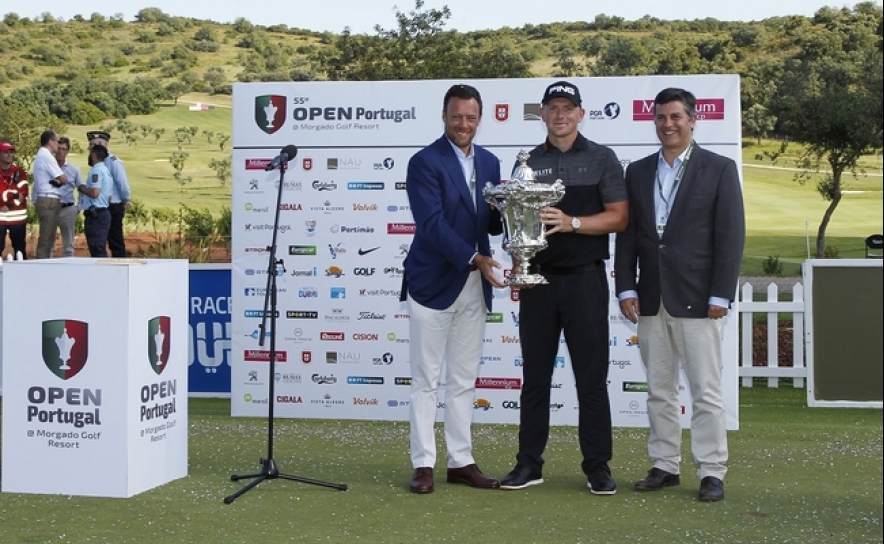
[208,157,231,187]
[743,103,777,145]
[166,81,189,106]
[769,6,883,258]
[553,49,584,78]
[173,127,190,150]
[169,151,192,190]
[313,0,529,80]
[0,101,65,173]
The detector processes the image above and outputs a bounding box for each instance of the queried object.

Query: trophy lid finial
[511,149,535,183]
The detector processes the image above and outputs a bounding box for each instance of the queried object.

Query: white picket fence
[738,281,806,388]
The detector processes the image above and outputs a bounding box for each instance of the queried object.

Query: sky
[1,0,871,34]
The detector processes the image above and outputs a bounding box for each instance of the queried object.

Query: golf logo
[42,320,88,380]
[148,316,171,375]
[255,95,287,134]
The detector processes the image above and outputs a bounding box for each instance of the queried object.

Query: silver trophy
[483,150,565,287]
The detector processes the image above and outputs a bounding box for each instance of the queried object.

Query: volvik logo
[255,95,287,134]
[147,316,171,375]
[42,320,88,380]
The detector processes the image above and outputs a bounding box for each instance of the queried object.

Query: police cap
[87,130,111,142]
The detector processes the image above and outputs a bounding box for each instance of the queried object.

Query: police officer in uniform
[87,131,131,257]
[78,144,113,257]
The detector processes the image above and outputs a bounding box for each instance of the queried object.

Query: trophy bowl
[484,150,565,288]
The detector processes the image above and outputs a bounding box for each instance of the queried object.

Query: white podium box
[2,258,189,498]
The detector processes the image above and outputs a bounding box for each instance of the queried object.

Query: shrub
[762,255,784,276]
[823,245,840,259]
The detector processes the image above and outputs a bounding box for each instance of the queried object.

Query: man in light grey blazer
[614,87,745,502]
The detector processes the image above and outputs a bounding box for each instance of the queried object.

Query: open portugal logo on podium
[42,319,88,380]
[148,316,171,375]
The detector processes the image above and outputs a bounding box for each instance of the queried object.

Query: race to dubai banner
[230,76,742,429]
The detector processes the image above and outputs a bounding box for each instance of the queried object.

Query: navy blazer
[614,145,745,318]
[403,136,502,311]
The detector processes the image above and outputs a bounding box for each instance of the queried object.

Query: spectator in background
[87,130,130,257]
[32,130,69,259]
[55,137,83,257]
[0,141,29,259]
[78,144,113,257]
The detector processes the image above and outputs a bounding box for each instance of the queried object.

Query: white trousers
[407,271,485,469]
[638,304,728,480]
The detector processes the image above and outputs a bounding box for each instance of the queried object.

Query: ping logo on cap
[548,84,576,97]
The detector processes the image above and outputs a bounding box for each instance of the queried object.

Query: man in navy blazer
[403,84,505,494]
[614,87,745,502]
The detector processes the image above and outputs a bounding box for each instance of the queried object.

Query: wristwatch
[570,216,581,233]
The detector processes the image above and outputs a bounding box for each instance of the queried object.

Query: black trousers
[516,265,612,476]
[85,208,112,258]
[0,223,27,259]
[107,202,127,257]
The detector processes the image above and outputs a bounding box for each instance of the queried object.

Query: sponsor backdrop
[2,259,188,497]
[188,265,232,395]
[230,76,741,429]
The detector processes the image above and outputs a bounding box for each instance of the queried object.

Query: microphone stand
[224,157,348,504]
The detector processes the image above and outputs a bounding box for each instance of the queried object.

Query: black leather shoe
[409,467,434,494]
[634,468,681,491]
[587,469,617,495]
[499,465,543,490]
[698,476,724,502]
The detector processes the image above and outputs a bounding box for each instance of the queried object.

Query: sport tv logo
[255,95,287,134]
[42,320,88,380]
[148,316,171,375]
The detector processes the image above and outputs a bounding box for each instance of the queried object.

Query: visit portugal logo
[148,316,171,375]
[255,95,287,134]
[42,320,88,380]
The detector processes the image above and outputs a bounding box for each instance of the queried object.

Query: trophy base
[505,273,548,288]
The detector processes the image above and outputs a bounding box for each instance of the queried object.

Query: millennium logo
[42,320,88,380]
[255,95,287,134]
[147,316,171,375]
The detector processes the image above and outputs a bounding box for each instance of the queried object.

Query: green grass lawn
[0,386,880,543]
[57,97,884,274]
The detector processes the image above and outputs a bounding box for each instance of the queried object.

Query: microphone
[264,144,298,171]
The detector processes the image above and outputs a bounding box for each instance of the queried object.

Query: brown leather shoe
[409,467,434,494]
[446,464,500,489]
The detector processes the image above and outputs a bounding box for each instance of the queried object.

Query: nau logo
[255,95,287,134]
[495,103,509,122]
[147,316,171,375]
[42,320,88,380]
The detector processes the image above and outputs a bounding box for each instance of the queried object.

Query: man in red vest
[0,141,29,259]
